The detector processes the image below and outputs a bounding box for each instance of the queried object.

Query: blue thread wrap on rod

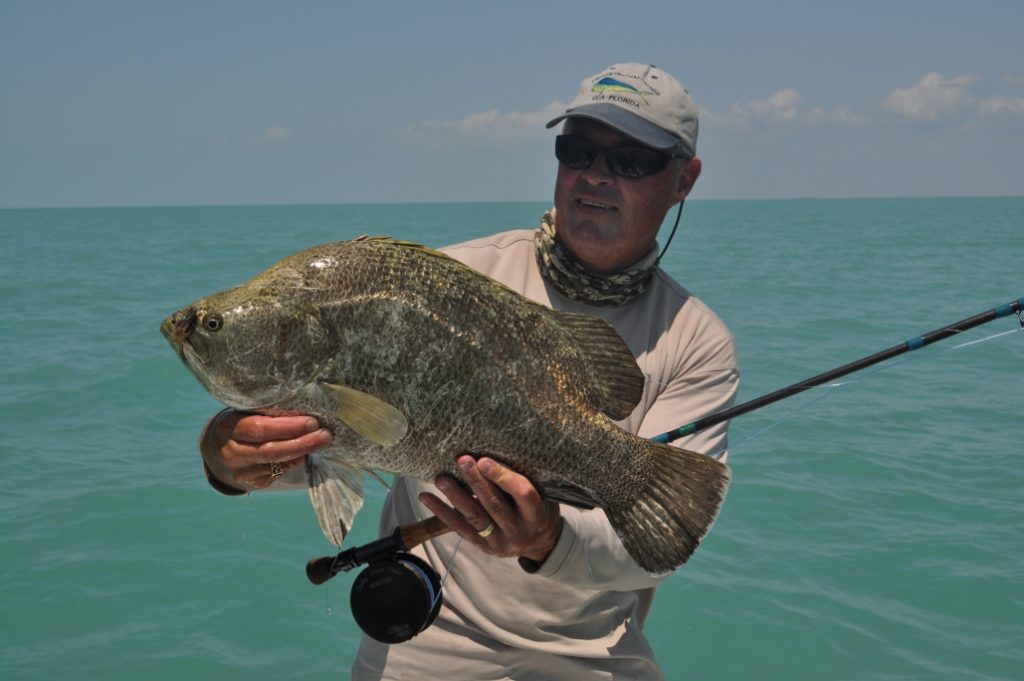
[995,297,1024,317]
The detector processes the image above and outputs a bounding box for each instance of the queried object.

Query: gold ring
[477,522,495,538]
[270,462,284,479]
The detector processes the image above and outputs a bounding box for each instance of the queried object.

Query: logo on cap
[592,77,653,98]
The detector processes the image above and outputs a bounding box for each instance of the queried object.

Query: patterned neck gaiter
[533,210,660,307]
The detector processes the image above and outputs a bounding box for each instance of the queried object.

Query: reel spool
[350,552,443,644]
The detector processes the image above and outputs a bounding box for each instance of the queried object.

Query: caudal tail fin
[605,442,730,573]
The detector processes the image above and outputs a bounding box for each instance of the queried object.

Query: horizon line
[2,193,1022,211]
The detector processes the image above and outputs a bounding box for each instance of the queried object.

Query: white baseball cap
[546,63,699,156]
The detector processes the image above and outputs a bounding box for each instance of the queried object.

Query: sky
[2,0,1023,208]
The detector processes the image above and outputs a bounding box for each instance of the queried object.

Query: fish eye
[203,313,224,332]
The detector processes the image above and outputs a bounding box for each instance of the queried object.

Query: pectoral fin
[322,382,409,446]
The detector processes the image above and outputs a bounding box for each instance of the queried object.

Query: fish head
[161,283,332,410]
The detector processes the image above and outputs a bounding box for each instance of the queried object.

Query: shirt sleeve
[528,505,672,589]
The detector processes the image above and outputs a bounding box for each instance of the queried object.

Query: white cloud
[738,89,804,124]
[258,125,291,143]
[398,100,567,145]
[883,73,980,121]
[704,89,870,132]
[884,73,1024,124]
[831,106,872,127]
[978,96,1024,117]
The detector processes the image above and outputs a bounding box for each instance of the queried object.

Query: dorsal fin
[355,235,453,261]
[553,311,644,420]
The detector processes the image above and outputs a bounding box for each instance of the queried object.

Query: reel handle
[306,515,452,585]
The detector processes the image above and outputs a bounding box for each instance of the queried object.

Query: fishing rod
[307,295,1023,642]
[652,295,1024,443]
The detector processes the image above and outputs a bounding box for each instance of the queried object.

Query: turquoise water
[1,199,1021,680]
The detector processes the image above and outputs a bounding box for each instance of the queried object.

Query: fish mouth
[161,307,208,364]
[162,306,197,343]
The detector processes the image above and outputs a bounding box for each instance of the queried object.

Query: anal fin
[542,480,599,510]
[307,455,365,547]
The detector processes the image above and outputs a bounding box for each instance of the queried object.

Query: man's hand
[200,410,332,491]
[419,455,563,564]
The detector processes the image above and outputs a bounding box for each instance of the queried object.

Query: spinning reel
[306,516,453,644]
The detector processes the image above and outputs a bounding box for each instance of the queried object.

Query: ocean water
[1,198,1021,680]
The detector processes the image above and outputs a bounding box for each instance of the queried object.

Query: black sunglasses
[555,134,684,179]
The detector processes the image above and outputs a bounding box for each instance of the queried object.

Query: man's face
[553,119,700,274]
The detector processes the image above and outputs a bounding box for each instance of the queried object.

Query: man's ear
[675,156,702,201]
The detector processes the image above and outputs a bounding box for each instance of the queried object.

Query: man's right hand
[199,410,333,492]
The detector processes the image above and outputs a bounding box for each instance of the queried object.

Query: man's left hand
[419,455,562,564]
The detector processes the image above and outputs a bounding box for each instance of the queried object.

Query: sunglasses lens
[555,135,673,178]
[605,148,671,178]
[555,136,596,169]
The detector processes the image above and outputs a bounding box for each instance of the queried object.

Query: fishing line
[948,326,1023,352]
[727,388,836,452]
[431,535,464,611]
[241,491,250,541]
[401,558,439,608]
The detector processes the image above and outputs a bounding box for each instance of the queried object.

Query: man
[200,63,739,680]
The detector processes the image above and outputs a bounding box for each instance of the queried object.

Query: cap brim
[545,103,681,150]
